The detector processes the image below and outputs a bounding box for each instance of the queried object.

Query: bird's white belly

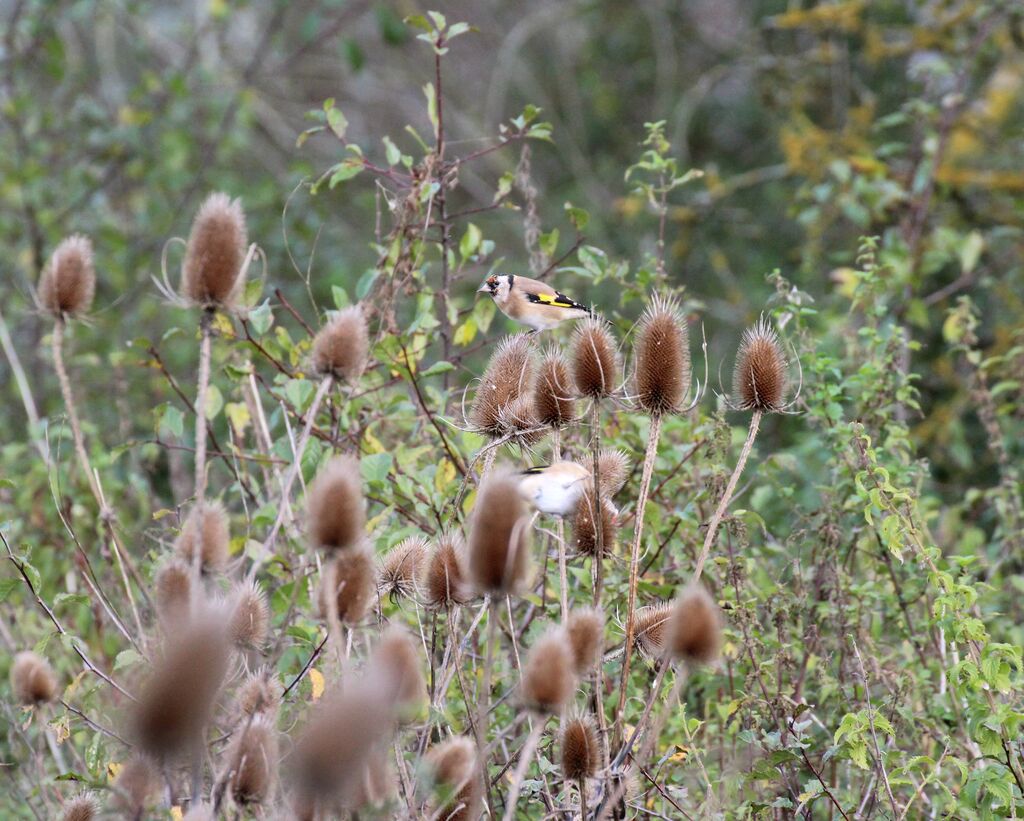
[529,481,585,516]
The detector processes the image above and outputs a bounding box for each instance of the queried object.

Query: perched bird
[519,462,591,517]
[478,274,590,333]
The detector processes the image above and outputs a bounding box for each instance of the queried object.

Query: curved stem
[478,597,499,815]
[552,427,568,622]
[51,321,100,505]
[502,719,546,821]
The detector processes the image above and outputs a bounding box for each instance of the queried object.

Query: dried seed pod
[306,456,365,551]
[632,603,673,658]
[469,334,534,436]
[534,349,576,428]
[565,607,604,676]
[368,626,425,715]
[235,669,280,720]
[38,235,95,319]
[572,487,616,557]
[154,558,192,626]
[181,192,248,308]
[666,585,723,665]
[423,533,473,609]
[11,651,57,705]
[226,716,278,805]
[560,714,600,780]
[521,628,575,714]
[60,793,99,821]
[467,469,531,595]
[606,768,639,820]
[426,737,481,821]
[597,448,630,497]
[347,746,396,811]
[732,316,788,412]
[174,501,230,574]
[311,305,370,382]
[229,579,270,649]
[498,394,543,444]
[571,317,618,398]
[113,756,158,815]
[320,545,376,624]
[378,537,427,600]
[634,296,690,414]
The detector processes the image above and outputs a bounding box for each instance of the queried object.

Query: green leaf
[0,578,21,602]
[422,361,455,377]
[332,285,350,309]
[326,106,348,140]
[423,83,438,136]
[204,384,223,421]
[285,379,315,413]
[114,649,143,671]
[382,136,401,166]
[460,223,482,259]
[159,404,184,438]
[249,300,274,336]
[361,452,393,484]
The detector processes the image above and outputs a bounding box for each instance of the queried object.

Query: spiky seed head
[521,628,575,714]
[174,501,230,574]
[11,651,57,705]
[467,469,532,595]
[134,614,230,754]
[597,448,630,497]
[181,192,248,308]
[426,737,482,821]
[235,669,280,720]
[572,487,616,557]
[368,626,426,715]
[571,317,618,398]
[38,235,95,319]
[534,349,576,428]
[347,747,397,811]
[378,537,427,600]
[632,603,673,658]
[154,558,192,626]
[560,715,600,780]
[229,580,270,649]
[423,533,473,609]
[113,756,158,815]
[634,296,690,414]
[498,394,543,444]
[606,768,639,820]
[227,716,278,805]
[565,607,604,676]
[306,455,365,551]
[311,306,370,382]
[320,544,376,625]
[469,334,534,437]
[732,316,788,412]
[60,793,99,821]
[666,585,723,665]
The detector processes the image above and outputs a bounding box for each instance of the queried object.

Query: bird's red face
[478,275,499,296]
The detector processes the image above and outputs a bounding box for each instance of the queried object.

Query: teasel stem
[611,657,669,770]
[552,427,569,622]
[579,776,588,821]
[587,398,610,771]
[502,719,546,821]
[693,409,762,583]
[614,412,662,746]
[477,596,499,815]
[194,307,215,504]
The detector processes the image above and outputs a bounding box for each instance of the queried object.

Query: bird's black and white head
[478,274,514,301]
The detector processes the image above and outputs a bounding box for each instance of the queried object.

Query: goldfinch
[518,462,591,517]
[478,274,591,333]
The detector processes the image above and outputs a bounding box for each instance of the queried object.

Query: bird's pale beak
[477,284,491,294]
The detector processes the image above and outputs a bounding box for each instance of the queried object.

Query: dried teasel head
[306,455,366,551]
[11,651,57,705]
[732,316,788,412]
[560,714,600,781]
[632,602,673,658]
[378,536,427,600]
[425,737,482,821]
[534,349,576,428]
[565,607,604,676]
[597,448,630,498]
[60,793,99,821]
[229,579,271,650]
[367,626,426,715]
[521,627,575,714]
[634,295,691,415]
[181,192,248,308]
[38,235,95,319]
[347,747,397,812]
[606,768,639,820]
[467,469,532,595]
[235,669,280,720]
[320,544,376,625]
[423,533,473,609]
[571,316,618,398]
[572,487,616,557]
[174,501,230,574]
[154,558,192,626]
[498,394,543,444]
[666,585,723,665]
[226,715,278,805]
[112,756,158,815]
[311,305,370,383]
[469,333,534,437]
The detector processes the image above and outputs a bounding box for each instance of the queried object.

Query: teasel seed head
[732,316,788,412]
[565,607,604,676]
[632,602,673,658]
[498,394,543,444]
[606,768,639,820]
[560,714,601,781]
[597,448,630,497]
[368,626,426,716]
[235,668,280,720]
[311,305,370,382]
[467,469,532,595]
[426,737,482,821]
[38,235,95,319]
[174,501,230,574]
[423,533,473,609]
[306,455,366,551]
[666,585,723,665]
[320,544,376,624]
[571,316,619,398]
[378,536,427,600]
[226,715,278,805]
[11,651,58,705]
[60,793,99,821]
[154,558,192,626]
[469,333,534,437]
[521,627,575,714]
[112,756,158,815]
[229,579,270,650]
[634,295,690,415]
[572,487,616,557]
[181,192,248,308]
[534,349,576,428]
[347,747,397,811]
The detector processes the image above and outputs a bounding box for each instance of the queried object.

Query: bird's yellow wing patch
[528,291,586,310]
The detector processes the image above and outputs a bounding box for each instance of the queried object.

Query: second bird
[478,274,591,333]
